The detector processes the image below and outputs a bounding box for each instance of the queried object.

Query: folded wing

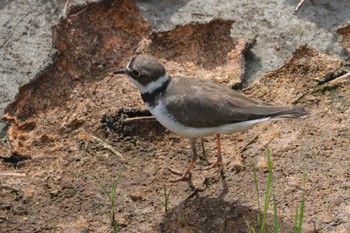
[163,77,308,128]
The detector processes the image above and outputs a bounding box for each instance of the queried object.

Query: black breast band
[141,79,170,107]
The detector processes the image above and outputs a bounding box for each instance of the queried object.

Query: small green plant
[273,193,279,233]
[261,147,273,232]
[91,168,125,233]
[246,148,305,233]
[162,179,173,213]
[312,85,338,97]
[294,174,306,233]
[311,88,323,97]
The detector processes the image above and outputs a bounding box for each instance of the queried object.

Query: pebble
[129,191,144,201]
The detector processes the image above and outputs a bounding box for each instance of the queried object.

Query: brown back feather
[161,77,308,128]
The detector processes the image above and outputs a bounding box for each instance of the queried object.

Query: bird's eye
[131,69,141,77]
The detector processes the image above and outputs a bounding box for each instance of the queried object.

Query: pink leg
[198,134,224,172]
[168,160,195,182]
[168,138,198,182]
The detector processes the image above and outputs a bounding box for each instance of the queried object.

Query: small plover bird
[113,55,308,182]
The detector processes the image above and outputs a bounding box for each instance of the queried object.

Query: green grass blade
[297,173,307,233]
[162,180,173,213]
[89,169,124,233]
[294,173,307,233]
[244,217,256,233]
[260,147,273,233]
[273,192,279,233]
[110,169,124,233]
[111,170,124,202]
[253,164,262,227]
[297,193,305,233]
[294,204,299,233]
[89,175,113,203]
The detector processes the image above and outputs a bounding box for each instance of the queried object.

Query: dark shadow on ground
[159,195,296,233]
[159,179,296,233]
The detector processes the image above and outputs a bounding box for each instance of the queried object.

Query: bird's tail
[270,106,309,120]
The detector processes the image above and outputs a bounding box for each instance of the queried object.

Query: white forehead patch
[126,58,132,70]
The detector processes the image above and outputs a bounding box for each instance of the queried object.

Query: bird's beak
[113,68,127,75]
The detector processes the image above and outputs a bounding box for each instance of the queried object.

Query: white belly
[149,101,271,138]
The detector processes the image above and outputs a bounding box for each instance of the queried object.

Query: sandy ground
[1,0,350,232]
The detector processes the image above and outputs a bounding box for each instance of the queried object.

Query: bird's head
[113,55,168,93]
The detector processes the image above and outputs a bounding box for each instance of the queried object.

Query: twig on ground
[0,172,26,177]
[291,71,350,104]
[68,6,88,19]
[90,135,125,160]
[123,116,156,124]
[62,0,70,18]
[294,0,306,14]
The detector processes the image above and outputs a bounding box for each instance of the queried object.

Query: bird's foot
[197,159,224,173]
[168,168,192,182]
